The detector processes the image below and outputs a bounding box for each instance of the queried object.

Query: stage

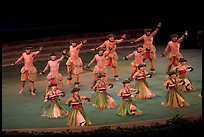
[2,44,202,132]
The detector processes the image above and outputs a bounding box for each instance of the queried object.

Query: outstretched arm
[87,56,96,67]
[57,49,67,63]
[33,46,43,56]
[151,22,161,37]
[115,34,126,44]
[133,35,144,43]
[94,41,106,51]
[77,40,87,49]
[123,52,134,60]
[178,31,188,43]
[160,43,170,58]
[13,53,24,65]
[40,63,49,74]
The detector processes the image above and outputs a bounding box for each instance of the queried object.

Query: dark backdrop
[2,13,203,48]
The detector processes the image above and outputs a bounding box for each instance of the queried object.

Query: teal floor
[2,45,202,129]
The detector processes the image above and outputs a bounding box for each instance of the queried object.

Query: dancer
[66,39,87,87]
[132,64,156,100]
[117,80,143,116]
[93,33,126,80]
[160,31,188,73]
[162,71,190,108]
[131,22,161,73]
[123,45,145,81]
[12,46,43,95]
[84,47,108,89]
[173,58,194,92]
[40,49,67,93]
[65,87,91,127]
[41,83,68,118]
[92,74,117,109]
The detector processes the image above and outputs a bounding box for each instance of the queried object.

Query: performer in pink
[160,31,188,73]
[93,33,126,80]
[117,80,143,116]
[92,74,117,109]
[12,46,42,95]
[131,22,161,74]
[84,47,109,89]
[162,71,190,108]
[66,40,87,87]
[172,58,194,92]
[65,87,91,127]
[40,49,67,93]
[132,64,156,100]
[123,45,145,81]
[41,83,68,118]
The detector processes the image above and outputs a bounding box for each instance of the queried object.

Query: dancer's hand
[82,40,87,44]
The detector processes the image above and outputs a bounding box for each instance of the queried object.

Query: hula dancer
[40,49,67,93]
[131,22,161,74]
[162,71,190,108]
[173,58,194,92]
[132,64,156,100]
[92,33,126,80]
[41,83,68,118]
[160,31,188,73]
[92,74,117,109]
[11,46,43,95]
[84,47,108,90]
[65,87,91,127]
[117,80,143,116]
[123,45,145,81]
[66,40,87,87]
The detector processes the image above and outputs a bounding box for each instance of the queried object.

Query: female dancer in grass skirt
[162,71,190,108]
[92,74,117,109]
[132,63,156,100]
[41,83,68,118]
[173,58,194,92]
[65,87,91,127]
[117,80,143,116]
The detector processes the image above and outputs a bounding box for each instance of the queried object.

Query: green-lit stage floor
[2,45,202,130]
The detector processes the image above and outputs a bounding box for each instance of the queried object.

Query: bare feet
[19,89,23,94]
[114,77,119,81]
[31,92,35,96]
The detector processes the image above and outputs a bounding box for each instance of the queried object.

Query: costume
[66,57,83,76]
[41,88,68,118]
[133,66,155,100]
[92,79,117,109]
[66,88,91,127]
[162,72,190,108]
[117,86,143,116]
[20,66,37,81]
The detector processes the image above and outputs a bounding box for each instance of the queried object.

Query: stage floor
[2,45,202,131]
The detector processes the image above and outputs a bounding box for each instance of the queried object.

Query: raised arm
[33,46,43,56]
[115,34,126,44]
[77,40,87,49]
[178,31,188,43]
[57,49,67,63]
[151,22,161,37]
